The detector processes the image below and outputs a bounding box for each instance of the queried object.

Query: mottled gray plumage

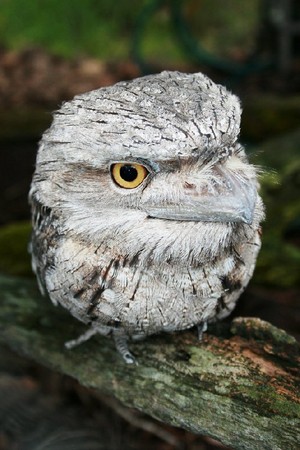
[29,71,264,363]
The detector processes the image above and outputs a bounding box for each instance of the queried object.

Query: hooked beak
[142,170,257,225]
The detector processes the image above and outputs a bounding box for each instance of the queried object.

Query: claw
[113,332,137,365]
[64,326,137,364]
[197,322,208,341]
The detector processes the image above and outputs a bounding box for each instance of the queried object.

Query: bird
[29,71,264,363]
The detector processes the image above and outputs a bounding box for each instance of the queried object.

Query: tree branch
[0,274,299,450]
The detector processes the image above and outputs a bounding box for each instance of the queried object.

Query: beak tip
[241,210,254,225]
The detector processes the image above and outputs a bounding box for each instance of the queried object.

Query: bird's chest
[46,235,241,335]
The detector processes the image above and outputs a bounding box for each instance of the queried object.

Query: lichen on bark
[0,274,299,450]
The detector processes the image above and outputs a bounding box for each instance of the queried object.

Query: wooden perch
[0,273,299,450]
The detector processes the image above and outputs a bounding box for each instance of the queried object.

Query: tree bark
[0,274,299,450]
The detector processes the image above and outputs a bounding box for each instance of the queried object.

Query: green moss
[0,273,299,449]
[231,382,300,418]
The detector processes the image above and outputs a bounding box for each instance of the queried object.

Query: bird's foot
[113,332,137,365]
[65,327,99,349]
[197,322,208,341]
[64,326,136,364]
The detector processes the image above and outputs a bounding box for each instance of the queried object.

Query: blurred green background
[0,0,260,62]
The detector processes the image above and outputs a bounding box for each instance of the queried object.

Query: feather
[29,71,264,363]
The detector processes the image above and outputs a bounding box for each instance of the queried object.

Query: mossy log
[0,274,299,450]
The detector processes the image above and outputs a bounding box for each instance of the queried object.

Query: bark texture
[0,274,299,450]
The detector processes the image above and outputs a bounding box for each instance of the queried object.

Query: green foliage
[185,0,260,58]
[250,129,300,288]
[0,221,32,277]
[0,0,144,58]
[0,0,260,62]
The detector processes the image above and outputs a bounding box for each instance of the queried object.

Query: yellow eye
[111,163,149,189]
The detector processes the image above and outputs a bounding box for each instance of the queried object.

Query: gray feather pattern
[29,71,264,362]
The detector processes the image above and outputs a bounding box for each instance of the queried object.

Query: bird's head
[31,71,264,263]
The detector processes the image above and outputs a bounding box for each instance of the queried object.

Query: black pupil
[120,165,138,182]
